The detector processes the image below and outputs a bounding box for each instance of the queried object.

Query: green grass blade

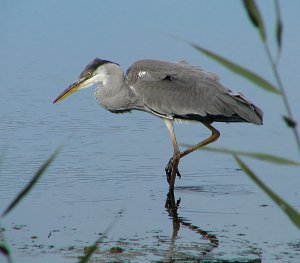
[1,146,62,218]
[283,116,297,128]
[234,155,300,229]
[243,0,266,42]
[78,242,98,263]
[274,0,283,52]
[201,147,300,166]
[78,210,124,263]
[0,227,12,263]
[0,244,12,263]
[190,43,281,95]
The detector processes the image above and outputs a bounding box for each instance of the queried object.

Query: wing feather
[126,60,263,125]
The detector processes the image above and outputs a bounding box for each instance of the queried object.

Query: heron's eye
[86,71,92,77]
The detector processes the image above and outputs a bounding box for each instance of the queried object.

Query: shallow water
[1,1,300,262]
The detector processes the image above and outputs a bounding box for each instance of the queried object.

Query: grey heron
[54,58,263,190]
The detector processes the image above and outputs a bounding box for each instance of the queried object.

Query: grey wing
[126,60,263,125]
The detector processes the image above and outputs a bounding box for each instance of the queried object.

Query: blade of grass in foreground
[283,116,297,128]
[274,0,283,53]
[1,146,62,218]
[0,227,12,263]
[190,43,281,95]
[243,0,266,42]
[234,155,300,229]
[0,243,12,263]
[78,210,124,263]
[201,147,300,166]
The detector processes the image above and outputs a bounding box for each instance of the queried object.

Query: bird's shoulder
[125,59,220,86]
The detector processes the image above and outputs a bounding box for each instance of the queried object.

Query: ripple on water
[176,184,254,195]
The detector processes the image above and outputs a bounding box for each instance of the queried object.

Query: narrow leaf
[234,155,300,229]
[79,243,98,263]
[78,210,124,263]
[274,0,283,52]
[199,146,300,166]
[0,245,12,263]
[191,43,281,95]
[243,0,266,42]
[283,116,297,128]
[1,146,62,217]
[0,244,10,257]
[0,231,12,263]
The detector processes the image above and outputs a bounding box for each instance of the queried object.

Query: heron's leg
[163,119,181,189]
[180,123,220,159]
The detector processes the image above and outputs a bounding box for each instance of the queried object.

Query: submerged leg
[163,119,181,190]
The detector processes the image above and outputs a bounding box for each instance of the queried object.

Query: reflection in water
[164,189,219,261]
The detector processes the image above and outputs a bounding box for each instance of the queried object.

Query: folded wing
[125,60,263,125]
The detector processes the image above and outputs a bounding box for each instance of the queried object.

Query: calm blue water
[1,1,300,262]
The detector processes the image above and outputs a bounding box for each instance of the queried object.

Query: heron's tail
[226,91,263,125]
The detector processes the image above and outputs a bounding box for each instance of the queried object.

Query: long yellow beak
[53,79,86,104]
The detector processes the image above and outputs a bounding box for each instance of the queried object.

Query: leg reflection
[164,189,219,261]
[165,189,181,262]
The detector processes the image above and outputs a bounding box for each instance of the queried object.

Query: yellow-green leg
[164,119,180,189]
[180,123,220,158]
[164,119,220,190]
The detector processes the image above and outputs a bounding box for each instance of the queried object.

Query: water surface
[1,1,300,262]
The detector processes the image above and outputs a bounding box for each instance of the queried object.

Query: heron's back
[126,60,263,125]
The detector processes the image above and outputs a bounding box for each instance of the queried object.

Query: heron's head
[53,58,119,104]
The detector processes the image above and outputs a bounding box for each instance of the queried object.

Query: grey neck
[94,64,139,113]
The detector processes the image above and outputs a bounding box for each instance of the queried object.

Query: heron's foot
[165,189,181,212]
[165,157,181,184]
